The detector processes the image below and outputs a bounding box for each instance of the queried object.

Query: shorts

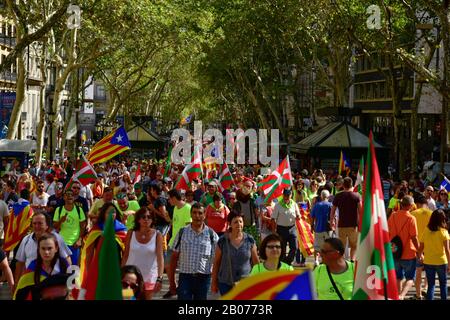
[314,232,331,251]
[395,259,416,281]
[338,227,358,249]
[144,282,155,291]
[416,257,424,268]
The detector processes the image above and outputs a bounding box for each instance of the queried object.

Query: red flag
[218,163,235,192]
[175,146,202,191]
[133,165,142,184]
[260,156,293,203]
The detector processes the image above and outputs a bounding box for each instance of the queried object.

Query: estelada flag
[221,269,316,300]
[87,126,131,165]
[4,199,33,251]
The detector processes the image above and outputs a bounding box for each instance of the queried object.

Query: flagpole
[383,278,388,300]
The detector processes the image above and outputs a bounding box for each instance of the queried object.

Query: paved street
[1,266,447,300]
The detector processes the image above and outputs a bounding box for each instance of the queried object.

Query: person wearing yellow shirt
[417,209,450,300]
[410,195,432,299]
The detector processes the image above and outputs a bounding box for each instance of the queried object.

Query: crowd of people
[0,157,448,300]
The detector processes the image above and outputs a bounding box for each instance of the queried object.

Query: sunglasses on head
[122,281,138,290]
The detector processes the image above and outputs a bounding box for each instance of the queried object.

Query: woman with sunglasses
[122,207,163,300]
[250,233,293,275]
[78,203,127,300]
[313,238,354,300]
[121,265,145,300]
[436,191,450,210]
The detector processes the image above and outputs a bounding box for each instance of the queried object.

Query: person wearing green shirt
[250,233,294,275]
[163,189,192,299]
[314,238,355,300]
[116,192,141,230]
[53,189,87,266]
[306,180,319,204]
[134,183,145,203]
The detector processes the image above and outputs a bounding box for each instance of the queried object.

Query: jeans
[424,264,448,300]
[177,273,211,300]
[68,245,80,266]
[276,225,298,265]
[218,282,233,296]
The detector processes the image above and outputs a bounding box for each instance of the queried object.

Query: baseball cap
[283,188,292,196]
[134,183,142,189]
[163,177,172,183]
[56,182,64,190]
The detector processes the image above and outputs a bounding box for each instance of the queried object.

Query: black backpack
[390,215,408,260]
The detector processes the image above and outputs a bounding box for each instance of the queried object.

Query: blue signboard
[0,93,16,139]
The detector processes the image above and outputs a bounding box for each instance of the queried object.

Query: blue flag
[440,175,450,192]
[274,270,316,300]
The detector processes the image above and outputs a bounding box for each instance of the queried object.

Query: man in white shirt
[271,188,301,265]
[423,186,437,211]
[31,180,50,215]
[14,212,71,285]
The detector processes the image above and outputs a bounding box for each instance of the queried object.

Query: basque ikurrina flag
[259,156,293,203]
[175,145,202,191]
[218,162,235,192]
[352,132,399,300]
[65,156,97,192]
[87,126,131,165]
[4,199,33,251]
[221,270,315,300]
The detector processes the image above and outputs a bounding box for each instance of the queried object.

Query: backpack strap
[174,227,185,251]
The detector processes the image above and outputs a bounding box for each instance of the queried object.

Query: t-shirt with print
[420,227,450,265]
[388,210,418,260]
[53,206,86,246]
[332,191,361,228]
[314,261,355,300]
[168,203,192,248]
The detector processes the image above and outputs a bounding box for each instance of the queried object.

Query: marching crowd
[0,157,449,300]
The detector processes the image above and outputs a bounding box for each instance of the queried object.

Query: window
[379,82,386,99]
[95,84,106,100]
[366,83,374,100]
[360,84,366,100]
[355,84,360,100]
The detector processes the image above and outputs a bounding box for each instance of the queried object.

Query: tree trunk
[35,42,48,166]
[440,9,450,175]
[7,52,25,139]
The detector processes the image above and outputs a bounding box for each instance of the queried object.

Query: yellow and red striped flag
[295,208,315,257]
[87,126,131,165]
[4,200,33,251]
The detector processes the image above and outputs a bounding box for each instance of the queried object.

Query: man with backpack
[169,202,218,300]
[388,195,420,300]
[53,189,87,266]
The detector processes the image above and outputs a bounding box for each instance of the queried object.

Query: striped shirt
[172,224,219,274]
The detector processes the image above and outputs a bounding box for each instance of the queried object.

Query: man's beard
[236,189,251,202]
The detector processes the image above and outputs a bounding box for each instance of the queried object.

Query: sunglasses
[72,187,80,190]
[266,245,282,250]
[141,215,152,220]
[440,193,448,196]
[121,281,138,290]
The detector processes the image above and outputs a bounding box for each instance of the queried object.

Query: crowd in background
[0,156,448,300]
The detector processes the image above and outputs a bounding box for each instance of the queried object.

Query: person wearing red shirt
[205,193,230,237]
